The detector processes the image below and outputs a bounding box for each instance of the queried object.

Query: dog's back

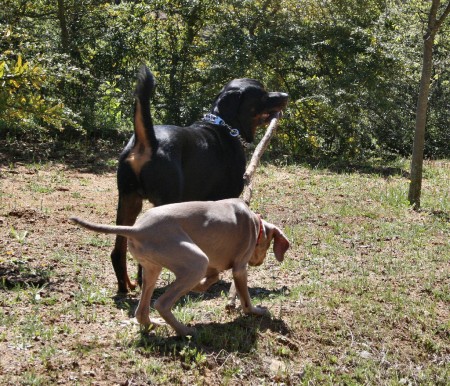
[73,199,258,272]
[118,67,246,205]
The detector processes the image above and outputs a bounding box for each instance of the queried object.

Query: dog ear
[271,227,289,262]
[214,89,242,122]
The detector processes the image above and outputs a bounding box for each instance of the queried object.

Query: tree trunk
[408,34,435,209]
[57,0,69,53]
[408,0,450,209]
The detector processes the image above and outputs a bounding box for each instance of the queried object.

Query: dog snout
[272,92,289,106]
[266,91,289,111]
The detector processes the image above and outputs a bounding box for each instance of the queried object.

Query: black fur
[110,66,288,292]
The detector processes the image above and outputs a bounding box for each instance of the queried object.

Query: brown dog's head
[249,219,290,267]
[211,79,288,143]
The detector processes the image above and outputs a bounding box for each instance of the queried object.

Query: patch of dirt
[1,160,448,385]
[0,162,303,385]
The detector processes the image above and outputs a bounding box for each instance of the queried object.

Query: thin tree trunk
[408,34,435,209]
[408,0,450,209]
[57,0,69,52]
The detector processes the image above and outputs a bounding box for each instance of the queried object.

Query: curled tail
[128,65,158,175]
[70,217,136,239]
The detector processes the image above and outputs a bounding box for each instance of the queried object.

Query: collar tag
[202,114,250,148]
[203,113,225,126]
[229,128,240,137]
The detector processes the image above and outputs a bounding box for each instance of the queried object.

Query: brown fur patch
[127,100,152,175]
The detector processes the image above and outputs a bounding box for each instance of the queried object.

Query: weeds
[0,159,448,385]
[10,226,28,244]
[179,337,208,369]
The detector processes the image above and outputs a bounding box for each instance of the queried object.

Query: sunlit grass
[0,159,448,385]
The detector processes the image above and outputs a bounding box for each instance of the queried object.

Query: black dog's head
[211,79,288,143]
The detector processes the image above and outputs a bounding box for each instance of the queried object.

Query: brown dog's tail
[70,217,136,239]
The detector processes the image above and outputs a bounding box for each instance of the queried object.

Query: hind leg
[191,268,220,293]
[153,243,208,336]
[110,191,143,293]
[135,261,163,328]
[154,273,205,336]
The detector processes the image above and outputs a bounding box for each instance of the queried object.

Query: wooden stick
[242,114,281,206]
[227,114,282,310]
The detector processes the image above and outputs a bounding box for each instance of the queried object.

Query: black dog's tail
[128,66,158,174]
[134,66,157,147]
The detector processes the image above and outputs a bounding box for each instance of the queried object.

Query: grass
[0,158,448,385]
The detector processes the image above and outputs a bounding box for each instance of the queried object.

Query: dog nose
[278,92,289,106]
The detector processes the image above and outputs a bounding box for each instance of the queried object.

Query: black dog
[111,66,288,293]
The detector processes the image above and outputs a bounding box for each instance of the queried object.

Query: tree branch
[435,1,450,30]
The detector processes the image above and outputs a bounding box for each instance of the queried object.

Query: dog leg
[110,192,143,293]
[135,261,163,329]
[153,246,208,336]
[226,281,238,310]
[154,274,204,336]
[191,269,219,293]
[232,267,268,316]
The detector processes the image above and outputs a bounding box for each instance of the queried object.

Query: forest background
[1,0,449,161]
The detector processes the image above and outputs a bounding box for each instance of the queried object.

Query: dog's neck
[202,114,250,148]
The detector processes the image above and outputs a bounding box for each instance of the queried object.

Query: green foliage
[1,0,449,158]
[0,1,80,138]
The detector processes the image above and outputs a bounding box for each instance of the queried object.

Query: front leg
[232,267,269,316]
[191,269,220,293]
[226,281,237,310]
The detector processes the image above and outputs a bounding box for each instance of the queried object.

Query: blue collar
[202,114,249,148]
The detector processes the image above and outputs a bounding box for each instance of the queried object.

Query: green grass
[0,159,448,385]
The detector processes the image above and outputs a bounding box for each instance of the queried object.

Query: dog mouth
[261,93,289,123]
[250,92,289,130]
[259,110,283,124]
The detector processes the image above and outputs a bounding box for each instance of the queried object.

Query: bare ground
[0,158,448,385]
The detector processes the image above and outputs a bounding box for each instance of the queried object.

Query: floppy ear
[214,89,242,121]
[272,227,290,262]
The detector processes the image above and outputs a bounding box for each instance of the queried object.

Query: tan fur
[127,101,152,175]
[71,198,289,336]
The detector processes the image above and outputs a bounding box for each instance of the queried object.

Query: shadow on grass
[113,280,288,318]
[266,156,411,178]
[428,209,450,222]
[0,262,52,289]
[326,163,410,178]
[0,136,128,174]
[113,280,291,356]
[136,313,291,357]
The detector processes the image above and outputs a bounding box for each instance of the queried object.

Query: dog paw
[248,305,269,316]
[177,326,197,337]
[148,317,166,329]
[135,316,166,331]
[225,302,238,312]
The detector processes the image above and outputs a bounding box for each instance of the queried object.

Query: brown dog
[71,198,289,336]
